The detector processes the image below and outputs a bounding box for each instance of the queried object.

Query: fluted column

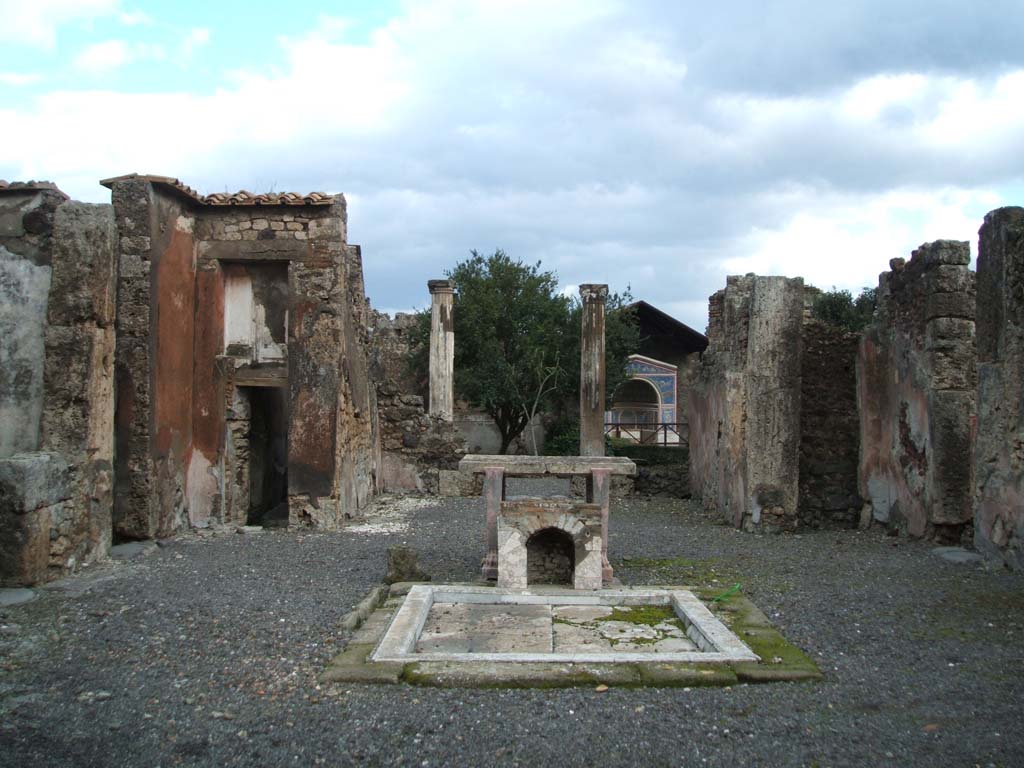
[427,279,455,420]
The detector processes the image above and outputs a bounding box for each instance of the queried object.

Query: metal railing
[604,422,684,447]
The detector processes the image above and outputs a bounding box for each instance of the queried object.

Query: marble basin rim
[370,584,760,664]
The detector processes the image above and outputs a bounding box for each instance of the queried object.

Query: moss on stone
[600,604,682,628]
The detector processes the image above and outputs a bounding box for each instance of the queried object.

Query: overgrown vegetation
[810,286,877,332]
[411,249,639,453]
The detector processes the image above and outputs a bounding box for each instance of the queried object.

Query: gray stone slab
[932,546,985,565]
[0,588,37,606]
[458,454,636,476]
[416,603,552,654]
[109,541,156,560]
[350,608,398,645]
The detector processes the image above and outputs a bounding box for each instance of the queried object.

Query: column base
[481,553,498,581]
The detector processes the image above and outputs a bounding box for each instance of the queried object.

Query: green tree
[410,249,638,454]
[811,286,877,332]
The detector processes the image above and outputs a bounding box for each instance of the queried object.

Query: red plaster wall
[153,228,196,457]
[191,264,224,458]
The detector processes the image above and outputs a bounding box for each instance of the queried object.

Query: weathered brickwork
[799,319,862,528]
[0,185,117,584]
[974,207,1024,569]
[857,241,976,541]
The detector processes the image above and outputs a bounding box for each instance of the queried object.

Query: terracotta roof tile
[99,174,335,206]
[0,180,68,197]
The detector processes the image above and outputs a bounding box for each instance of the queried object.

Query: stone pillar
[427,279,455,421]
[579,284,608,456]
[586,468,613,583]
[975,206,1024,570]
[481,466,503,580]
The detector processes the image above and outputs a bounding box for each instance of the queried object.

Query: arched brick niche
[496,498,603,590]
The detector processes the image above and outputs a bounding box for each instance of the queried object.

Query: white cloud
[1,1,1023,330]
[180,27,210,59]
[118,9,151,26]
[74,39,131,74]
[73,38,168,74]
[0,0,120,48]
[727,187,1002,292]
[0,72,43,86]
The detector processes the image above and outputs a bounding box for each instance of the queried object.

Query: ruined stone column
[427,280,455,421]
[579,284,608,456]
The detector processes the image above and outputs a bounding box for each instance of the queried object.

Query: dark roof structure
[624,300,708,357]
[99,174,336,207]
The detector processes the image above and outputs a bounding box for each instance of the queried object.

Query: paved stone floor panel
[416,603,553,653]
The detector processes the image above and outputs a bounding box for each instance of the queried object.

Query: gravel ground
[1,486,1022,768]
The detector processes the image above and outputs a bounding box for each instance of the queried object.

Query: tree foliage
[410,249,638,454]
[811,286,877,332]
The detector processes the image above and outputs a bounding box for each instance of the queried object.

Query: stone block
[437,469,482,497]
[926,264,973,294]
[926,289,975,321]
[0,246,51,459]
[385,546,431,584]
[927,336,976,391]
[925,317,975,344]
[0,452,71,515]
[47,202,117,327]
[914,239,971,266]
[0,504,52,586]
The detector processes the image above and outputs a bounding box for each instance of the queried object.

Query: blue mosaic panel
[624,358,678,422]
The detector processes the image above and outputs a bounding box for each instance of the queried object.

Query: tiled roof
[99,174,335,206]
[0,180,68,197]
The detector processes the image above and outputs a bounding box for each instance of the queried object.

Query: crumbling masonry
[1,183,117,584]
[690,212,1023,569]
[857,241,975,541]
[1,175,382,585]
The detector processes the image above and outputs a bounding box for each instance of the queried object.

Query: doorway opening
[244,386,288,526]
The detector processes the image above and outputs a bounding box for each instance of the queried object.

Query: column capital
[428,279,455,295]
[579,283,608,303]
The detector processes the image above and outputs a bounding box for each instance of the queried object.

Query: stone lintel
[200,239,310,263]
[458,454,636,476]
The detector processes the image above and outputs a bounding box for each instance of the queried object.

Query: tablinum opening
[244,386,288,526]
[526,527,575,585]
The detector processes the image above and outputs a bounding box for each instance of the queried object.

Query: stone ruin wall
[369,311,466,494]
[688,275,805,532]
[0,185,118,585]
[974,207,1024,569]
[798,318,862,528]
[857,241,976,542]
[110,177,380,539]
[689,275,863,532]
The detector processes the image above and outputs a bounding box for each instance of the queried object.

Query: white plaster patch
[175,215,194,233]
[186,449,218,526]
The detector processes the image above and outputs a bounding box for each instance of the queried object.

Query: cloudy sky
[2,1,1023,330]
